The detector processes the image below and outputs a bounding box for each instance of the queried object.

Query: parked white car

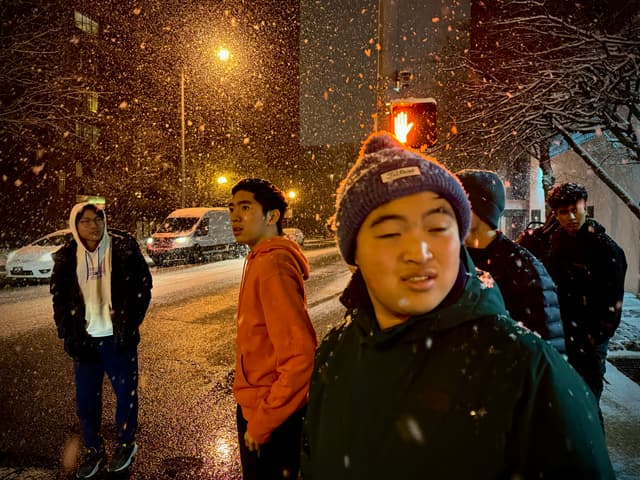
[283,227,304,246]
[6,229,73,280]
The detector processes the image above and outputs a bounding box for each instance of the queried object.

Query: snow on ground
[609,292,640,356]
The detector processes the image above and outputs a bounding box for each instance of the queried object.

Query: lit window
[58,171,66,193]
[75,121,100,144]
[74,11,99,35]
[86,92,98,113]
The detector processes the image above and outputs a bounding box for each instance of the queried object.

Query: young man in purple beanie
[301,132,613,479]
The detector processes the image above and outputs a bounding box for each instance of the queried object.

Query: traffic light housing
[389,98,437,149]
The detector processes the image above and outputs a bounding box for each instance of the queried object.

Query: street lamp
[285,190,298,224]
[180,47,231,208]
[217,48,230,62]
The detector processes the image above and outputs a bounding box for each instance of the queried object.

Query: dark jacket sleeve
[109,232,152,349]
[301,322,345,480]
[591,235,627,343]
[50,244,74,339]
[520,250,565,354]
[125,235,152,325]
[507,345,614,478]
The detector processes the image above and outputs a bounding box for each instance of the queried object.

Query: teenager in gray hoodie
[51,203,152,478]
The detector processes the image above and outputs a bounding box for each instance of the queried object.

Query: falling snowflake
[477,270,495,289]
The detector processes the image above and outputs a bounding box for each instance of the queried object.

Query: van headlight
[146,237,154,246]
[174,236,190,246]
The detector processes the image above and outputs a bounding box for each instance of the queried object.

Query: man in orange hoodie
[228,178,317,480]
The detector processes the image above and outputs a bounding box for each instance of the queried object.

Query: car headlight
[6,251,16,263]
[174,236,190,246]
[146,237,154,246]
[39,253,53,263]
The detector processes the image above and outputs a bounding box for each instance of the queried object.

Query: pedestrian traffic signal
[389,98,437,149]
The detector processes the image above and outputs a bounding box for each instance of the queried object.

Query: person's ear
[267,209,280,225]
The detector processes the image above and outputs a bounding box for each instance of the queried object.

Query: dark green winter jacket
[302,250,613,480]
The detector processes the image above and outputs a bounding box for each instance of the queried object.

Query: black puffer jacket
[50,229,152,361]
[547,219,626,349]
[467,232,565,353]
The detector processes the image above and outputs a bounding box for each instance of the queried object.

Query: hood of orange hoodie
[246,236,310,279]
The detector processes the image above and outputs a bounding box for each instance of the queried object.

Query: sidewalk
[604,292,640,480]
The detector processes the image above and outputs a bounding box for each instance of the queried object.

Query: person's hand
[244,431,261,455]
[393,111,414,144]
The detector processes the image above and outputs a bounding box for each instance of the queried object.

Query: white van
[146,207,247,266]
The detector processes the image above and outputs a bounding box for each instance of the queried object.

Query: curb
[0,467,55,479]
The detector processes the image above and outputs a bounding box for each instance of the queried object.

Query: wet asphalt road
[0,247,350,479]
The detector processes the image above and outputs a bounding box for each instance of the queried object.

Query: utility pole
[180,68,186,208]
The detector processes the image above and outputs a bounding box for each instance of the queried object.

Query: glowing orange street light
[217,48,231,62]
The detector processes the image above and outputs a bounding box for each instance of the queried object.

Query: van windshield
[157,217,198,234]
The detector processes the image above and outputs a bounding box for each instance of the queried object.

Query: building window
[85,92,98,113]
[74,11,99,35]
[503,209,528,241]
[587,205,594,219]
[58,171,66,194]
[75,121,100,144]
[530,209,542,224]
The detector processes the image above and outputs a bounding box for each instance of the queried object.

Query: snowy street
[0,247,349,479]
[1,249,639,479]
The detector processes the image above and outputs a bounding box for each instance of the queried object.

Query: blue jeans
[74,336,139,448]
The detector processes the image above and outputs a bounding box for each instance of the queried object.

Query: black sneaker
[108,441,138,472]
[76,445,104,479]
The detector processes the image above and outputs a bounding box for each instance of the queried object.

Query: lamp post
[180,68,186,207]
[179,47,231,208]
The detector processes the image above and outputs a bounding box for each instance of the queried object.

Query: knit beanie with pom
[334,132,470,266]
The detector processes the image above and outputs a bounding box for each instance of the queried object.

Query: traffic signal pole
[375,0,396,131]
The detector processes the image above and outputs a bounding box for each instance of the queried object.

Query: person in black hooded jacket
[50,202,152,478]
[515,215,559,268]
[545,183,626,417]
[301,133,613,480]
[456,169,565,353]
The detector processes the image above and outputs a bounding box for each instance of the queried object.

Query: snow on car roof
[39,229,72,241]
